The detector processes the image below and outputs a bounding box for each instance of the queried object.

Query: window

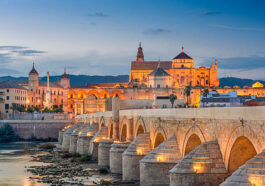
[5,104,9,110]
[150,85,152,88]
[6,96,9,100]
[7,89,9,93]
[181,64,184,68]
[206,80,209,84]
[157,84,160,88]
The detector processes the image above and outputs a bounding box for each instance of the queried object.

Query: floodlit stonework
[59,101,265,186]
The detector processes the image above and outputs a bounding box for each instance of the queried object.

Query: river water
[0,142,49,186]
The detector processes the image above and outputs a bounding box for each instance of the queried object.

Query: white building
[200,90,241,107]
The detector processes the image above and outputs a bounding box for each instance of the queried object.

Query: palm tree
[203,89,209,107]
[169,94,177,108]
[184,85,192,107]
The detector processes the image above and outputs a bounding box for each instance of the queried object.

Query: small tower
[43,72,52,108]
[28,62,39,92]
[136,42,144,62]
[60,68,70,89]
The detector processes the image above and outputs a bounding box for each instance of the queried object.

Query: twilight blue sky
[0,0,265,79]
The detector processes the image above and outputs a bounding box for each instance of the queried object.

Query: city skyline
[0,0,265,80]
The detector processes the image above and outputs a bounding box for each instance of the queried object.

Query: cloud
[200,56,265,70]
[143,28,170,35]
[202,11,222,16]
[209,24,265,32]
[14,49,46,56]
[0,45,46,57]
[0,46,27,50]
[87,12,109,17]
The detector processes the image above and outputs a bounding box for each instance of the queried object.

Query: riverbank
[27,147,138,185]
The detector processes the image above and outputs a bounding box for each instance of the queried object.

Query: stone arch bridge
[60,98,265,186]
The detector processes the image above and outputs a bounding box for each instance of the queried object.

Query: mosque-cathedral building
[1,44,265,117]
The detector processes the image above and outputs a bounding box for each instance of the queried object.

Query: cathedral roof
[29,63,38,75]
[131,61,172,70]
[173,47,192,59]
[149,67,170,77]
[173,52,192,59]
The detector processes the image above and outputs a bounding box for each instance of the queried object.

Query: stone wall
[0,120,73,139]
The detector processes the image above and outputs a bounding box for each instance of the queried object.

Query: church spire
[29,62,38,75]
[61,67,69,78]
[136,42,144,62]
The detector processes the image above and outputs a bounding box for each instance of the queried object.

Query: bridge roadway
[59,98,265,186]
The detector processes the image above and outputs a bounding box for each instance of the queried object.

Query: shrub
[39,143,55,149]
[77,154,92,162]
[71,152,81,157]
[30,133,37,141]
[99,167,109,174]
[61,152,72,159]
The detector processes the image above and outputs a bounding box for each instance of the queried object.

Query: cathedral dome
[173,47,192,59]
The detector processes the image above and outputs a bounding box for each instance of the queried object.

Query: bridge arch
[99,116,105,129]
[182,125,206,157]
[153,132,166,148]
[228,136,257,173]
[120,123,127,142]
[107,118,114,139]
[134,117,147,138]
[152,125,167,149]
[224,124,262,169]
[119,117,130,142]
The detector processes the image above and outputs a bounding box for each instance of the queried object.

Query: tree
[184,85,192,107]
[10,103,17,113]
[169,94,177,108]
[203,89,209,107]
[0,123,15,142]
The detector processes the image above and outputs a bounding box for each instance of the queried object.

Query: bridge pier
[98,139,114,168]
[170,141,228,186]
[62,123,82,151]
[122,133,152,181]
[88,126,108,160]
[58,130,64,145]
[69,124,87,153]
[220,149,265,186]
[110,142,130,174]
[76,123,98,155]
[140,135,182,186]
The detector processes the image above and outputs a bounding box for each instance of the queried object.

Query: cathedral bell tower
[136,42,144,62]
[28,62,39,92]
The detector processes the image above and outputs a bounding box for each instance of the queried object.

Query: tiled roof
[131,61,172,70]
[0,81,27,89]
[149,67,170,77]
[173,52,192,59]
